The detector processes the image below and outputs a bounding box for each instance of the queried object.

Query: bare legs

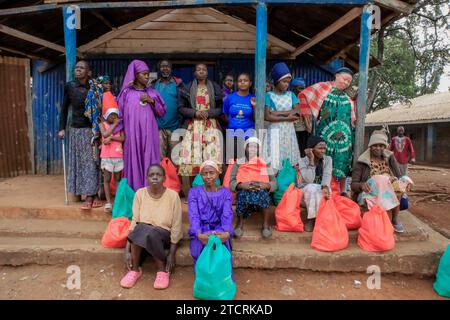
[130,243,165,272]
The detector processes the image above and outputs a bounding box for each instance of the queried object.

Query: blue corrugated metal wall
[31,57,341,174]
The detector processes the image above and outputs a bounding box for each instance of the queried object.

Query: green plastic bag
[193,235,236,300]
[192,173,221,187]
[433,244,450,298]
[112,178,135,220]
[273,159,297,205]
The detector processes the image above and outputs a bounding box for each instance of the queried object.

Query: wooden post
[255,1,267,132]
[426,124,435,163]
[63,5,77,82]
[354,4,372,166]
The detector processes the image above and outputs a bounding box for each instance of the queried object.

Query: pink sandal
[120,269,142,288]
[153,271,170,289]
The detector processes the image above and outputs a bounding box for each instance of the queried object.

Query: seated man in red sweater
[389,126,416,176]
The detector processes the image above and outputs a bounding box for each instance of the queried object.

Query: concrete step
[0,211,429,243]
[0,225,447,276]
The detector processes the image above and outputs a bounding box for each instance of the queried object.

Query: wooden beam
[325,12,398,64]
[90,11,116,30]
[291,7,363,58]
[374,0,415,15]
[78,9,172,52]
[0,24,67,53]
[0,46,47,60]
[200,8,295,52]
[0,1,371,16]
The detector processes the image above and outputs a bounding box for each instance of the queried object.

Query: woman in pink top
[99,108,125,212]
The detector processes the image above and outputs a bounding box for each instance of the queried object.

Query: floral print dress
[178,86,222,176]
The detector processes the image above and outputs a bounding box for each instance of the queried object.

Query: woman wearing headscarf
[117,60,166,191]
[264,62,301,171]
[229,137,277,238]
[299,67,356,196]
[351,129,412,233]
[187,160,234,266]
[298,135,333,232]
[177,63,224,196]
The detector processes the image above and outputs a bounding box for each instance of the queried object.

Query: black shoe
[304,219,315,232]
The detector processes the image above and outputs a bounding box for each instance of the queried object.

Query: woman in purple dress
[187,160,234,265]
[117,60,166,191]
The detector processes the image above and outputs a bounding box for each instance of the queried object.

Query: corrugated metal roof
[365,92,450,126]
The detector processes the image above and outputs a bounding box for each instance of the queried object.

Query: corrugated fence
[0,56,32,178]
[31,57,340,174]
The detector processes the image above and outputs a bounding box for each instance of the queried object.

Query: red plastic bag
[222,160,236,205]
[333,194,362,230]
[330,177,341,196]
[161,157,181,193]
[311,198,349,252]
[357,205,395,252]
[275,183,304,232]
[101,217,131,248]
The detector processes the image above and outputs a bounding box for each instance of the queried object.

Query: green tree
[367,0,449,111]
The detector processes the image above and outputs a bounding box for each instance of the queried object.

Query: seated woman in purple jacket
[187,160,234,265]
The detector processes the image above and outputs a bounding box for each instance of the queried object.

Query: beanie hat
[271,62,291,84]
[307,135,325,149]
[368,129,389,147]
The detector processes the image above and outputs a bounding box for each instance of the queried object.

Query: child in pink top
[99,108,125,212]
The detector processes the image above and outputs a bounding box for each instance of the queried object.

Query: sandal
[104,203,112,212]
[393,223,406,234]
[234,226,244,238]
[153,271,170,289]
[92,198,104,208]
[81,199,93,210]
[261,227,272,239]
[120,269,142,289]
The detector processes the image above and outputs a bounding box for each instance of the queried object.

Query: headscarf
[307,135,325,149]
[335,67,354,76]
[97,75,111,84]
[291,77,306,87]
[103,107,120,120]
[120,59,150,92]
[200,160,220,173]
[271,62,291,84]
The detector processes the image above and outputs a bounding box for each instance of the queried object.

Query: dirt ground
[407,166,450,238]
[0,263,446,300]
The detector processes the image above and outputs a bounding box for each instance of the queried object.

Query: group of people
[59,58,415,290]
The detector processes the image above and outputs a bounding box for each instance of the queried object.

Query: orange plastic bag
[330,177,341,196]
[357,205,395,252]
[222,160,236,205]
[311,199,349,252]
[236,157,270,184]
[275,183,304,232]
[101,217,131,248]
[161,157,181,193]
[333,194,362,230]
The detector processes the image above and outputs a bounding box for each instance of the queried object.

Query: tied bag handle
[206,234,222,251]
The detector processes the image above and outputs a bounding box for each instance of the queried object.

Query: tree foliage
[367,0,449,111]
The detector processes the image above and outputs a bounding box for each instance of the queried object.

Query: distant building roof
[365,92,450,126]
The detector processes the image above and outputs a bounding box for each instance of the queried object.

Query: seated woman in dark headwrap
[298,135,333,232]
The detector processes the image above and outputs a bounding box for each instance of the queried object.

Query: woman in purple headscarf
[117,60,166,191]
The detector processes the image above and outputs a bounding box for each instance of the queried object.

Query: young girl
[222,73,256,160]
[264,62,301,171]
[99,108,125,212]
[98,75,118,116]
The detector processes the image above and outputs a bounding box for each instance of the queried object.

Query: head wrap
[97,75,111,84]
[245,136,261,147]
[120,59,150,92]
[271,62,292,84]
[103,108,120,120]
[291,77,306,87]
[307,135,325,149]
[334,67,354,76]
[368,129,389,147]
[200,160,220,173]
